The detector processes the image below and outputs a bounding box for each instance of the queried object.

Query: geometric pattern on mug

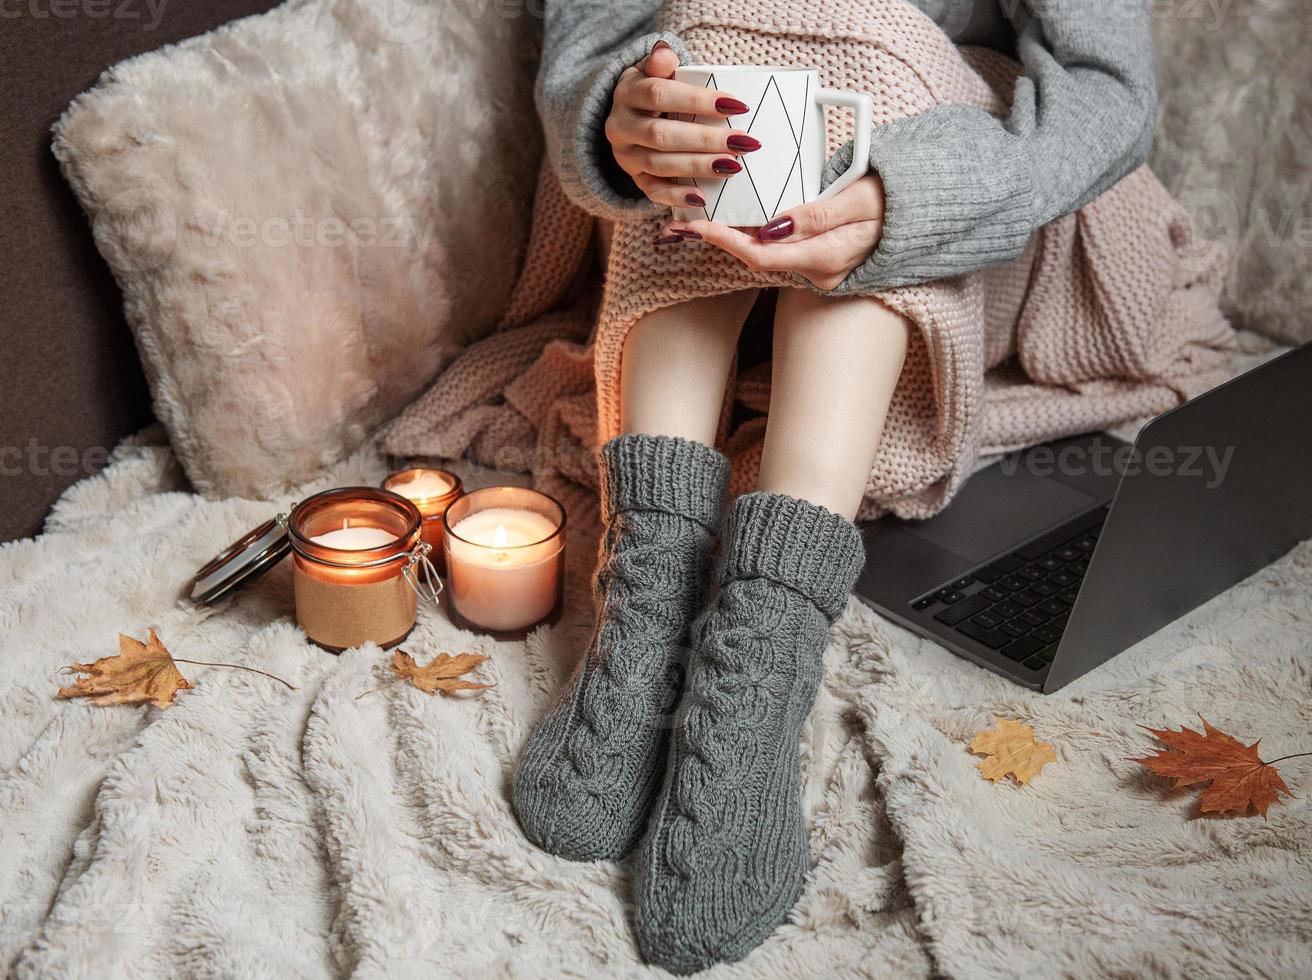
[681,72,809,224]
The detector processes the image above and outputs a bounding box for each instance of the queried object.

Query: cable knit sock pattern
[634,492,865,973]
[512,434,729,861]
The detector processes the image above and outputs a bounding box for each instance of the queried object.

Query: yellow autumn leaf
[969,718,1057,785]
[391,649,491,695]
[58,629,193,708]
[357,649,492,700]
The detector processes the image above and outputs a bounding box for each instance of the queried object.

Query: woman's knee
[774,288,911,343]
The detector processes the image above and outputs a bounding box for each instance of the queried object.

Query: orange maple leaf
[1132,717,1296,818]
[57,629,194,708]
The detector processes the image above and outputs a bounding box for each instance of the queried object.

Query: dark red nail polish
[653,234,682,245]
[674,229,702,240]
[727,134,761,153]
[758,216,794,240]
[684,191,707,207]
[712,158,742,175]
[716,97,750,115]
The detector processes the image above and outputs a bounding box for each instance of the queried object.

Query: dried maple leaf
[1132,717,1295,818]
[969,717,1058,785]
[58,629,194,708]
[387,649,491,696]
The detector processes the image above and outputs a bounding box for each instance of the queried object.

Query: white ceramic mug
[671,65,873,227]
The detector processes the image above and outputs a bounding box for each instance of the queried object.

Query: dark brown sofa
[0,0,280,543]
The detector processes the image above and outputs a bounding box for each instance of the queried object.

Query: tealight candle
[443,487,566,634]
[289,488,426,651]
[382,467,463,573]
[394,470,453,498]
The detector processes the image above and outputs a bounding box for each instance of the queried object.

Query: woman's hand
[606,41,763,209]
[660,175,886,291]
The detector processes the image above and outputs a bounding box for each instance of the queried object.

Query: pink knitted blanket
[385,0,1234,520]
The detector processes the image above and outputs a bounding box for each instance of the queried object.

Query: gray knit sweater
[536,0,1156,291]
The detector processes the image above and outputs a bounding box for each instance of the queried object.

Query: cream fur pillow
[53,0,540,498]
[1151,1,1312,345]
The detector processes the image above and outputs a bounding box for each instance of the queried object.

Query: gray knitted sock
[634,491,865,973]
[512,434,729,862]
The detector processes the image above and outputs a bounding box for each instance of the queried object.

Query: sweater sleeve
[829,0,1157,293]
[537,0,689,221]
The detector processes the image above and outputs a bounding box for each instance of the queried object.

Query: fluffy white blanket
[2,339,1308,978]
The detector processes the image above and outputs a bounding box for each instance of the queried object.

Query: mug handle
[813,89,873,202]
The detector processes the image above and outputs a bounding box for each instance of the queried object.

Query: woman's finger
[637,40,680,80]
[675,220,826,272]
[621,74,751,119]
[669,219,877,289]
[633,175,713,210]
[756,176,885,241]
[609,110,762,155]
[619,148,747,180]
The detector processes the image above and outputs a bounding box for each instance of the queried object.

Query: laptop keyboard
[909,510,1107,673]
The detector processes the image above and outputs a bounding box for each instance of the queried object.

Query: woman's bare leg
[621,290,761,445]
[756,288,911,520]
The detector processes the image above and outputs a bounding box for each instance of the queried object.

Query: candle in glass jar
[289,488,425,652]
[383,467,463,572]
[444,489,565,634]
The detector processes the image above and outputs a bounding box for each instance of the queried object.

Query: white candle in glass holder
[446,505,563,632]
[383,468,463,570]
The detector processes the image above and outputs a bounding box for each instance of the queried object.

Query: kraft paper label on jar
[293,569,418,652]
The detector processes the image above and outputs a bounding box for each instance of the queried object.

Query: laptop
[854,342,1312,692]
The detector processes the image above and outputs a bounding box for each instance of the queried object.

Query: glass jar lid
[187,514,292,606]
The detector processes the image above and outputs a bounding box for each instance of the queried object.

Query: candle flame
[493,524,508,549]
